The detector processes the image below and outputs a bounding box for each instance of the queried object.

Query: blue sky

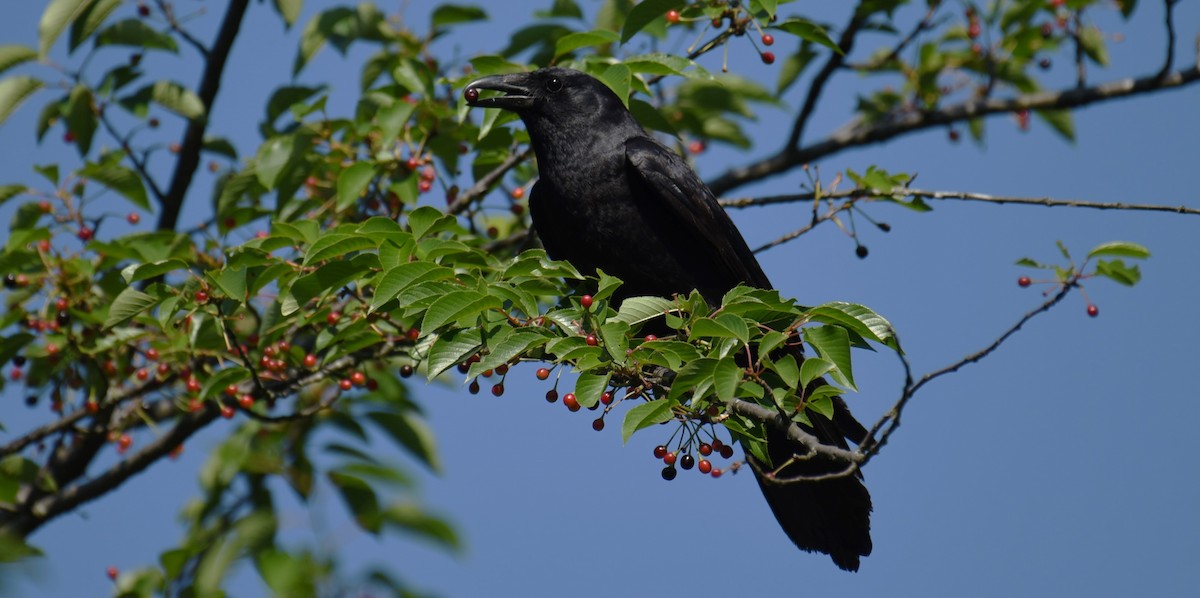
[2,1,1198,596]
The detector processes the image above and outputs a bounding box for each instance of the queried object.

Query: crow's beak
[464,72,535,110]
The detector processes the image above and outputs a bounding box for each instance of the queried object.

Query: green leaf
[611,296,676,326]
[94,19,179,53]
[336,162,375,210]
[431,4,488,29]
[1035,108,1075,142]
[254,136,298,190]
[0,76,44,130]
[79,161,150,210]
[370,262,453,312]
[145,80,204,119]
[768,353,801,389]
[272,0,303,27]
[207,267,248,303]
[1094,259,1141,286]
[798,357,834,388]
[39,0,90,58]
[366,412,441,473]
[0,46,37,77]
[426,327,483,378]
[667,357,718,402]
[758,330,787,356]
[774,19,841,53]
[598,63,631,107]
[690,313,749,343]
[104,286,160,329]
[120,259,188,283]
[421,290,501,331]
[806,301,897,347]
[1087,241,1150,260]
[64,83,96,154]
[288,258,370,311]
[804,325,855,391]
[0,184,28,208]
[621,399,674,443]
[68,0,120,52]
[466,329,552,378]
[620,0,682,44]
[380,504,461,553]
[574,372,611,408]
[1078,26,1109,66]
[328,471,382,533]
[554,29,619,58]
[712,357,741,403]
[302,233,374,265]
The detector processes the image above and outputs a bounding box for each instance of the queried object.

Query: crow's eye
[546,77,563,92]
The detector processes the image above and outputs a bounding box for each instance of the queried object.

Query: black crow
[465,67,872,571]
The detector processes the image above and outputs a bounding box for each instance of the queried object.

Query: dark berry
[399,364,414,378]
[661,466,678,481]
[77,226,94,242]
[1087,304,1099,317]
[469,379,481,394]
[545,389,558,402]
[855,245,869,259]
[653,445,668,459]
[680,454,695,470]
[1018,276,1031,287]
[491,383,504,396]
[592,417,605,431]
[3,274,17,289]
[719,444,734,459]
[761,52,775,65]
[464,87,479,103]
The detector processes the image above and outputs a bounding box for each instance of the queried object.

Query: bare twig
[786,7,868,150]
[729,399,864,465]
[1158,0,1180,80]
[447,147,532,215]
[708,65,1200,195]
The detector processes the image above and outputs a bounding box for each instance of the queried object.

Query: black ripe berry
[464,87,479,103]
[399,364,414,378]
[491,383,504,396]
[3,274,16,289]
[661,466,678,481]
[680,454,695,470]
[653,445,667,459]
[855,245,869,259]
[468,379,481,394]
[718,444,734,459]
[545,389,558,403]
[591,417,605,431]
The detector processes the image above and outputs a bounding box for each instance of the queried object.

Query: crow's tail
[748,396,873,572]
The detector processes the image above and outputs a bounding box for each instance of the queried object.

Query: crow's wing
[624,136,772,295]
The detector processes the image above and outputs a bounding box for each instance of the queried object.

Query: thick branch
[729,399,863,464]
[155,0,249,232]
[708,65,1200,195]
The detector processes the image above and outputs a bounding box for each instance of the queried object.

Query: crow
[465,67,872,571]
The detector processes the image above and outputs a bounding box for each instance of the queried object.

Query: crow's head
[464,67,630,125]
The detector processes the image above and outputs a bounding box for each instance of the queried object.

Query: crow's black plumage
[466,67,872,571]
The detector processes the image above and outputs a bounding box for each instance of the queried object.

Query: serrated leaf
[421,291,501,331]
[466,329,551,378]
[302,233,374,265]
[621,0,683,43]
[598,63,631,107]
[366,412,441,473]
[621,399,674,443]
[804,325,855,391]
[554,29,619,58]
[39,0,90,58]
[1087,241,1150,260]
[79,161,150,210]
[0,46,37,77]
[120,259,188,283]
[574,372,610,408]
[769,353,801,389]
[690,313,749,343]
[370,262,453,312]
[104,286,159,329]
[1094,259,1141,286]
[336,162,375,210]
[611,296,676,326]
[806,301,896,347]
[0,76,45,130]
[774,19,841,53]
[426,327,483,378]
[94,19,179,53]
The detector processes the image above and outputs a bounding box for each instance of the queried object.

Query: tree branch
[785,7,867,151]
[708,65,1200,195]
[155,0,249,232]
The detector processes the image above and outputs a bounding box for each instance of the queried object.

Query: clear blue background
[2,1,1198,596]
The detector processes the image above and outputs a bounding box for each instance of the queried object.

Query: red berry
[536,367,551,380]
[545,389,558,403]
[664,451,677,465]
[195,290,209,304]
[653,445,668,459]
[968,22,981,39]
[710,438,724,451]
[761,33,775,46]
[220,405,235,419]
[592,417,605,431]
[85,400,99,414]
[644,334,657,342]
[64,131,76,143]
[303,354,318,368]
[699,442,713,456]
[710,467,723,478]
[580,294,594,309]
[224,384,238,397]
[1087,304,1099,317]
[600,391,613,405]
[145,348,159,361]
[106,566,119,580]
[37,239,51,252]
[157,362,170,376]
[1018,276,1032,287]
[563,393,580,411]
[77,226,94,242]
[948,128,961,142]
[136,368,149,381]
[511,187,525,199]
[761,51,775,65]
[666,9,680,24]
[491,383,504,396]
[496,363,509,375]
[406,156,420,170]
[137,4,150,17]
[169,142,181,153]
[350,371,367,386]
[186,377,201,393]
[407,327,420,341]
[366,377,379,390]
[326,311,341,325]
[117,433,133,451]
[238,394,254,408]
[339,379,353,391]
[585,334,598,346]
[127,212,140,225]
[421,166,436,181]
[698,459,713,474]
[688,140,706,154]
